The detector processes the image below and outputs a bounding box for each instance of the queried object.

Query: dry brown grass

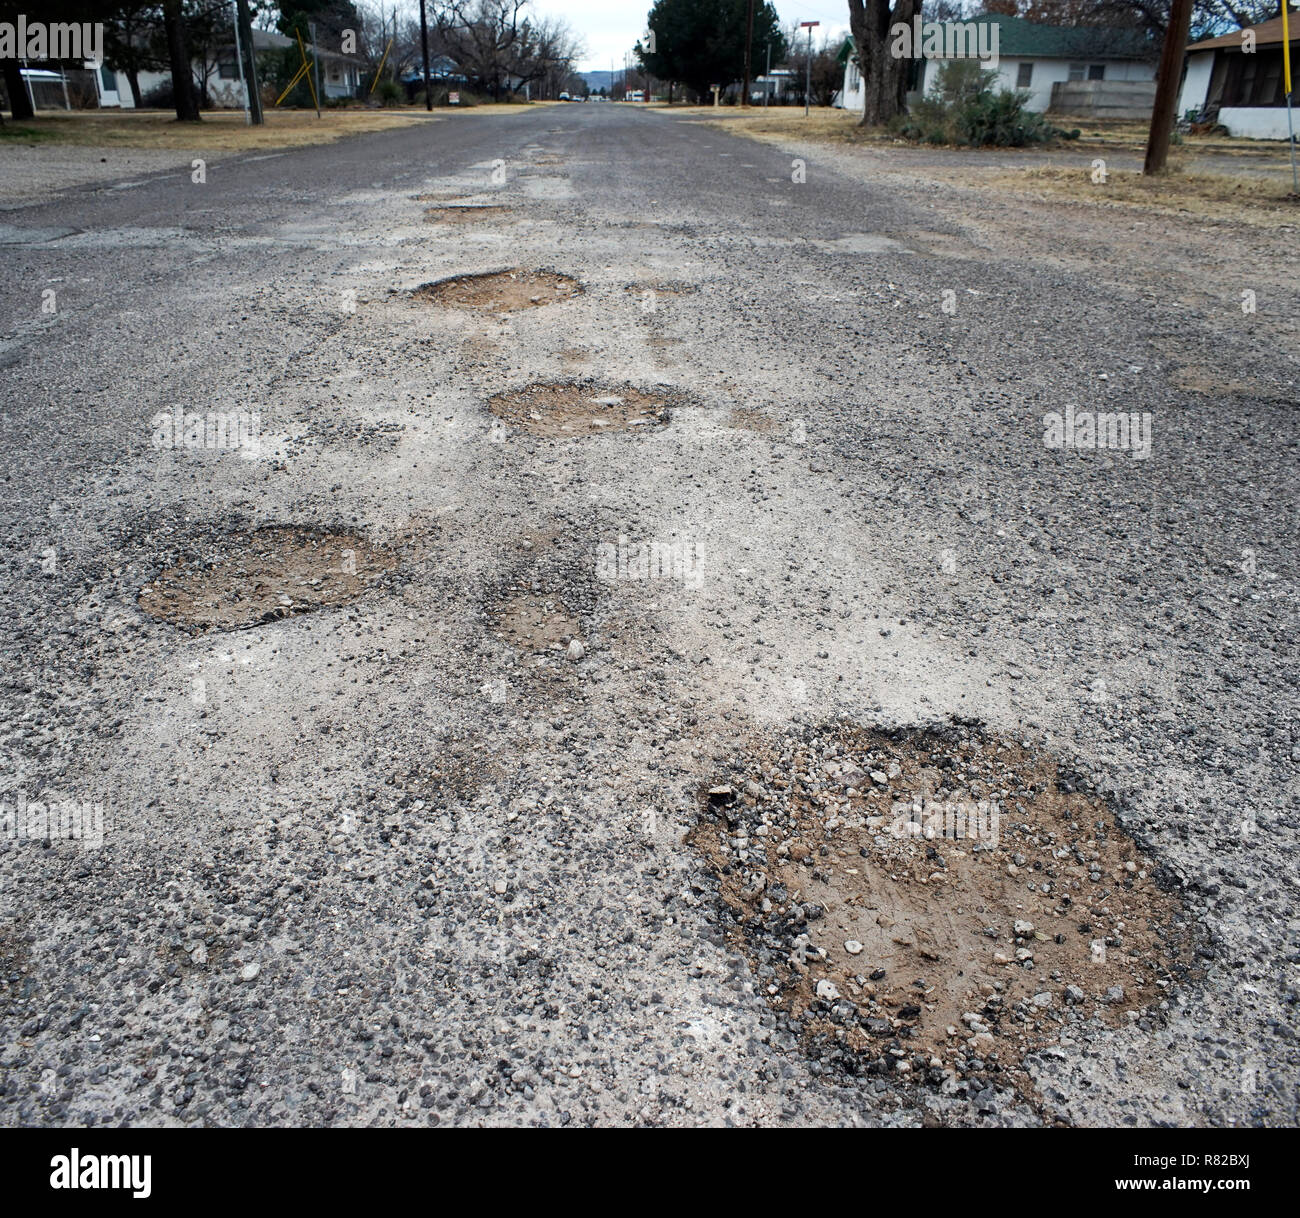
[985,165,1300,226]
[661,104,1291,160]
[0,104,545,152]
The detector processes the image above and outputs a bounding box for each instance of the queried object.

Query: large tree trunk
[161,0,201,121]
[2,58,35,120]
[126,69,143,109]
[847,0,919,127]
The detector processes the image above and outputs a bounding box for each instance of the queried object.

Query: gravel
[0,105,1294,1128]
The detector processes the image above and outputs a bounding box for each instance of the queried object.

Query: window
[217,56,238,80]
[1088,64,1105,81]
[1016,62,1033,88]
[1069,63,1086,81]
[100,65,115,90]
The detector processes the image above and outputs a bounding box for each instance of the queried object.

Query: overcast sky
[534,0,853,73]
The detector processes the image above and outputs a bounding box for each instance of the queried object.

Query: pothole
[488,380,674,436]
[690,721,1198,1094]
[137,526,396,631]
[728,407,779,434]
[492,590,582,661]
[423,205,515,224]
[413,269,580,312]
[1170,365,1273,397]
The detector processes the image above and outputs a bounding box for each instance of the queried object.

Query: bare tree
[433,0,531,98]
[429,0,583,100]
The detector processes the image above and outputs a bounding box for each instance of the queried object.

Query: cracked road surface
[0,105,1295,1127]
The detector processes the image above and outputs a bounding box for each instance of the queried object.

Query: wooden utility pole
[235,0,262,124]
[309,21,322,117]
[742,0,756,106]
[419,0,432,111]
[1143,0,1193,175]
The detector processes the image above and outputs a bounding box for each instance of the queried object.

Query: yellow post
[1284,3,1298,194]
[295,29,320,113]
[274,60,311,107]
[1284,1,1293,94]
[370,38,393,95]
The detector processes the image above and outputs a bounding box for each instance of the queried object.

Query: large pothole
[691,721,1197,1093]
[414,269,580,312]
[487,380,674,436]
[137,526,396,631]
[423,205,515,224]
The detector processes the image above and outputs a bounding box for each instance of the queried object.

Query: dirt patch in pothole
[414,269,581,312]
[423,205,515,224]
[487,380,674,436]
[728,407,779,434]
[1169,365,1275,397]
[492,590,582,660]
[138,526,396,631]
[690,721,1198,1098]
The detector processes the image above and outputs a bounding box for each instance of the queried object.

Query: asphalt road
[0,104,1296,1127]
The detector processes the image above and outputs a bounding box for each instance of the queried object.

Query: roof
[962,15,1154,60]
[1187,16,1300,52]
[252,29,363,64]
[843,16,1155,61]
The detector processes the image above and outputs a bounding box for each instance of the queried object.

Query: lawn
[0,103,546,152]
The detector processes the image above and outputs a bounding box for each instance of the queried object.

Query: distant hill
[579,71,617,93]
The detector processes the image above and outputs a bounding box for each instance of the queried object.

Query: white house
[838,15,1157,115]
[112,28,364,109]
[17,62,128,109]
[1178,14,1300,140]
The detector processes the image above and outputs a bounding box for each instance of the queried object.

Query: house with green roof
[836,15,1158,116]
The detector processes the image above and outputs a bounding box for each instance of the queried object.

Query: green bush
[375,78,403,107]
[891,59,1069,148]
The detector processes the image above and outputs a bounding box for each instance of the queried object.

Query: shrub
[891,59,1069,148]
[375,77,403,106]
[140,80,175,109]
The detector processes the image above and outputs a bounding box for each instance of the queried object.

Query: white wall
[839,58,864,112]
[918,55,1155,113]
[1177,50,1215,115]
[1218,106,1297,140]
